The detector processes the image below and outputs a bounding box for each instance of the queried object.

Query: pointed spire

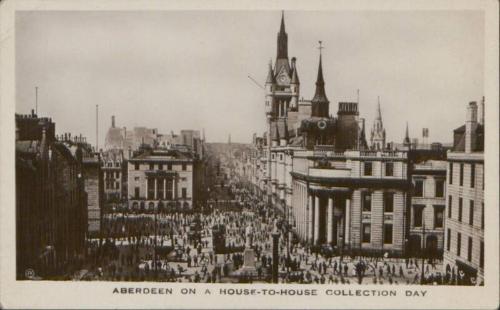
[376,96,382,120]
[280,10,286,34]
[403,122,411,145]
[291,57,299,84]
[266,59,275,84]
[276,10,289,67]
[311,41,329,117]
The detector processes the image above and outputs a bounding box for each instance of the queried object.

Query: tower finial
[276,10,288,61]
[311,41,329,117]
[377,96,382,120]
[280,10,285,32]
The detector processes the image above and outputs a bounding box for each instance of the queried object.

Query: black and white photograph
[1,0,498,309]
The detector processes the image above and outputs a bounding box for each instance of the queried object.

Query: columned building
[127,146,199,212]
[291,149,409,255]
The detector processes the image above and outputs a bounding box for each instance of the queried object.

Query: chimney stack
[478,96,485,125]
[465,101,478,153]
[112,115,115,128]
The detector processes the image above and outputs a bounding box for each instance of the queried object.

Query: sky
[16,10,484,145]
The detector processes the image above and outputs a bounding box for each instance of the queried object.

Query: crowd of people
[73,183,481,286]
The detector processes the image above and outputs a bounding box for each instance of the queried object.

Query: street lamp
[154,199,160,277]
[420,218,426,285]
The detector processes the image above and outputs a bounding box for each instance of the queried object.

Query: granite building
[16,112,88,278]
[443,99,485,285]
[127,144,205,212]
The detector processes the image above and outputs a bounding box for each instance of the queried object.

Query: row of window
[362,223,393,244]
[134,163,187,171]
[271,153,285,161]
[446,229,484,268]
[364,162,394,177]
[104,162,121,168]
[449,162,482,189]
[448,196,484,228]
[412,205,444,228]
[133,185,187,200]
[362,192,394,213]
[413,178,445,198]
[104,171,120,179]
[105,181,120,190]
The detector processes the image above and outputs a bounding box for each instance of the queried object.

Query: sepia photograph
[1,0,498,309]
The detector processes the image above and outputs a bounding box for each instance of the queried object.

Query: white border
[1,0,498,309]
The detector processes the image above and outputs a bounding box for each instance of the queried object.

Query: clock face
[278,74,288,84]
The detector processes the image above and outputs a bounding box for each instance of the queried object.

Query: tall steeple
[277,11,288,60]
[311,41,329,117]
[370,96,386,150]
[376,97,382,120]
[275,11,290,77]
[403,122,411,147]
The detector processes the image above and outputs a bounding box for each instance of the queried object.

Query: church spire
[403,122,411,146]
[370,96,385,150]
[311,41,329,117]
[274,11,290,76]
[277,10,288,60]
[376,96,382,120]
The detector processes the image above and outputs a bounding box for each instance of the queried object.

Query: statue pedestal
[243,248,255,268]
[232,248,257,277]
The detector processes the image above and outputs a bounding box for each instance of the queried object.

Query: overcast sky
[16,10,484,145]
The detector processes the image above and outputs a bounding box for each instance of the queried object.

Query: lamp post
[420,218,426,285]
[154,199,160,277]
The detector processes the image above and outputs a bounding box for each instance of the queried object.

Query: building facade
[443,100,484,285]
[127,146,203,212]
[408,154,447,257]
[101,149,126,202]
[291,149,409,255]
[16,112,88,278]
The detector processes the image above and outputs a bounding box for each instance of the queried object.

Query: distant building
[101,149,126,202]
[104,116,159,155]
[103,116,205,160]
[443,99,484,285]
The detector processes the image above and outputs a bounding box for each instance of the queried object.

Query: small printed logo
[25,268,35,279]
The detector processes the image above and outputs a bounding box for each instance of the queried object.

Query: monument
[239,223,257,275]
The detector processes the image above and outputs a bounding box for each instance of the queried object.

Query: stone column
[314,195,320,245]
[163,178,166,199]
[172,177,176,199]
[145,177,148,199]
[327,197,333,244]
[308,193,313,244]
[345,198,351,246]
[154,178,158,200]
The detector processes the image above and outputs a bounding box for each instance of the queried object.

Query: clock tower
[266,11,300,122]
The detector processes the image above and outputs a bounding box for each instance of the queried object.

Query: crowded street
[71,182,461,286]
